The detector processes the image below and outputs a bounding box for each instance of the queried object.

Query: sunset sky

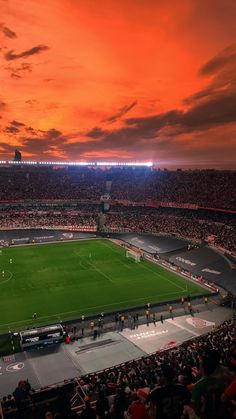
[0,0,236,168]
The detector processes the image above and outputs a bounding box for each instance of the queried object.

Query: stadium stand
[0,166,235,418]
[0,206,235,254]
[102,207,236,254]
[0,167,235,209]
[0,214,97,229]
[1,319,235,418]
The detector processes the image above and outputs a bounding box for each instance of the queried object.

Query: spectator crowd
[1,319,235,418]
[0,167,235,210]
[0,166,235,418]
[77,319,236,419]
[0,214,97,229]
[103,207,236,254]
[0,205,235,254]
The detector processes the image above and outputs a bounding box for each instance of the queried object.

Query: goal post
[126,249,141,263]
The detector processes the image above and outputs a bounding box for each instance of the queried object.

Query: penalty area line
[87,260,116,284]
[139,262,185,292]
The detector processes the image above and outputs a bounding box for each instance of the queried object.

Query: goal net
[126,250,141,263]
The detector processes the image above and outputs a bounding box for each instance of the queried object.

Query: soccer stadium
[0,162,235,419]
[1,0,236,418]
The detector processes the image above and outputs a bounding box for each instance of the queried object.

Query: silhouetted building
[14,149,22,161]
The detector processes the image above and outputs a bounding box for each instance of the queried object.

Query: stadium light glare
[1,160,153,167]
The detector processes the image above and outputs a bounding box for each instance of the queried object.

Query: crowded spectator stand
[1,319,235,418]
[0,166,235,418]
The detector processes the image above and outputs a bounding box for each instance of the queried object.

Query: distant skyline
[0,0,236,168]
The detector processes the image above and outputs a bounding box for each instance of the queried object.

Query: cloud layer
[0,0,236,168]
[0,22,17,38]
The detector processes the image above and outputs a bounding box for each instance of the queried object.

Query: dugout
[20,324,65,350]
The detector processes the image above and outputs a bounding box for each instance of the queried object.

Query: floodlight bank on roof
[0,160,153,167]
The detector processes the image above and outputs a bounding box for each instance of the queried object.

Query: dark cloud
[19,128,67,156]
[123,91,236,136]
[20,62,32,72]
[2,26,17,38]
[1,44,235,165]
[0,122,55,142]
[10,73,22,79]
[4,45,49,61]
[78,44,236,158]
[5,62,33,79]
[0,123,72,158]
[61,134,172,160]
[4,125,19,134]
[199,44,236,76]
[25,126,37,135]
[180,44,236,135]
[102,101,138,123]
[0,23,17,38]
[125,111,181,136]
[6,62,32,72]
[183,87,213,105]
[10,120,25,127]
[86,127,107,138]
[181,91,236,129]
[21,138,56,155]
[45,128,62,139]
[186,44,236,105]
[55,61,236,160]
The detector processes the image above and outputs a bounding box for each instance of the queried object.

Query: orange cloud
[0,0,235,168]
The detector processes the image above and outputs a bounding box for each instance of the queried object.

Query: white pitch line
[102,240,185,292]
[139,262,185,292]
[0,270,13,285]
[166,318,199,336]
[89,261,115,284]
[100,240,124,255]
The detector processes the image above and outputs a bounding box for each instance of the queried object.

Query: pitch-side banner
[110,200,198,209]
[45,225,97,232]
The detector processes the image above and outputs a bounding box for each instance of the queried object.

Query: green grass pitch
[0,239,208,332]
